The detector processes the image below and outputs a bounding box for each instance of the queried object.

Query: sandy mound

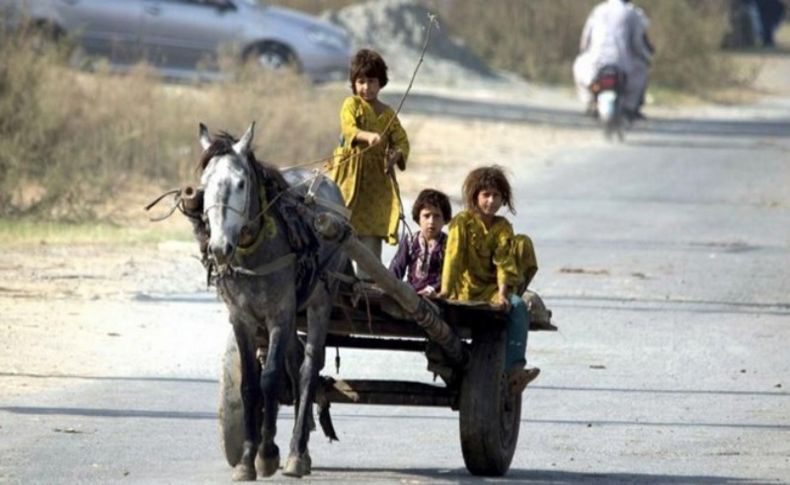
[325,0,498,86]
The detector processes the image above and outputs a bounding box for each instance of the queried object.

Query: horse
[195,122,349,479]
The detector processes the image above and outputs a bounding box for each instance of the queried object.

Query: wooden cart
[218,214,555,476]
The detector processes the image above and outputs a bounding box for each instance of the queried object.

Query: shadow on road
[0,371,216,384]
[0,405,215,420]
[383,92,790,138]
[624,138,788,151]
[8,404,786,431]
[314,466,766,484]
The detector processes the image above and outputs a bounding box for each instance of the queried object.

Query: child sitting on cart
[389,189,451,296]
[439,166,540,395]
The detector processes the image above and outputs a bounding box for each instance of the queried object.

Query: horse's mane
[197,131,290,194]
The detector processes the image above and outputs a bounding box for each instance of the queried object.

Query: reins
[146,12,439,249]
[242,12,439,231]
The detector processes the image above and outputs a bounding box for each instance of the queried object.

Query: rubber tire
[247,43,298,72]
[219,330,245,467]
[458,327,521,476]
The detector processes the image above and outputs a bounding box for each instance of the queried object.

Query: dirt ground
[4,34,789,397]
[0,112,600,397]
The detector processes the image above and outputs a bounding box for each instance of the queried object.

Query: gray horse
[196,122,349,479]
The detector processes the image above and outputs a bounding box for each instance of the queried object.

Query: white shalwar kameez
[572,0,652,112]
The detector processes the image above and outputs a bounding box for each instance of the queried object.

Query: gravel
[325,0,500,86]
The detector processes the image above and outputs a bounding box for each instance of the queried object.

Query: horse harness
[194,168,351,310]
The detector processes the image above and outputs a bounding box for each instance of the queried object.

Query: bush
[645,0,742,92]
[429,0,744,91]
[0,28,340,220]
[277,0,749,92]
[428,0,597,83]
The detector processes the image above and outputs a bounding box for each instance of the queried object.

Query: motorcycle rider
[573,0,653,120]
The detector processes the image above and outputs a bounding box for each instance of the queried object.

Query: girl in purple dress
[389,189,452,296]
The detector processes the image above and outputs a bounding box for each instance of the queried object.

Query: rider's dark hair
[412,189,452,223]
[462,165,515,215]
[349,49,388,93]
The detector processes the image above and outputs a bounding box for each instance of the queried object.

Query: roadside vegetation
[0,0,764,231]
[278,0,753,93]
[0,27,341,226]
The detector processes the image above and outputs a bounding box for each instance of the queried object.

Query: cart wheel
[458,327,521,476]
[219,330,244,467]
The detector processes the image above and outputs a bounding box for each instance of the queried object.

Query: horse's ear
[233,121,256,155]
[199,123,212,150]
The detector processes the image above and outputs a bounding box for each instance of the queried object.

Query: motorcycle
[589,65,627,141]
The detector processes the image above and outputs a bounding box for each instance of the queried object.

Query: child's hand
[365,132,382,146]
[354,130,381,147]
[418,286,437,297]
[495,291,511,311]
[385,149,404,175]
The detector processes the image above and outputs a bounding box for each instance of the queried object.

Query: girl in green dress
[328,49,410,271]
[440,166,540,395]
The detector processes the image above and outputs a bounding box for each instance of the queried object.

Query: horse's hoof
[255,452,280,478]
[282,453,311,477]
[231,463,256,482]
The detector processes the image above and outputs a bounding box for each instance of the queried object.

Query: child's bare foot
[507,367,540,395]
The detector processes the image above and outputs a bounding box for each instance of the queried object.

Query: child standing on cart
[439,166,540,395]
[389,189,452,296]
[328,49,410,276]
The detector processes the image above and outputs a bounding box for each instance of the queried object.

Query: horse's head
[198,122,256,267]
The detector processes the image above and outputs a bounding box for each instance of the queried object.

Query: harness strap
[304,169,323,204]
[313,197,351,220]
[326,270,357,286]
[230,253,296,277]
[235,185,277,257]
[304,170,351,220]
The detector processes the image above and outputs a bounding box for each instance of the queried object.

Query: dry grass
[0,28,342,220]
[273,0,757,94]
[0,1,767,224]
[423,0,750,93]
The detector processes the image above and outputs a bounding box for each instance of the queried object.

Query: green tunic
[328,96,409,245]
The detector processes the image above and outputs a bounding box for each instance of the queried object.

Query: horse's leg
[284,295,331,477]
[255,323,288,477]
[231,323,261,482]
[284,329,303,409]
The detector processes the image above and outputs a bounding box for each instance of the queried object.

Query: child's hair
[462,165,515,214]
[412,189,452,223]
[349,49,388,93]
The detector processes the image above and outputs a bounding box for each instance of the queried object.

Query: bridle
[201,155,258,271]
[201,156,254,227]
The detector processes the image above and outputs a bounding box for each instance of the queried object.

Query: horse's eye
[237,181,245,190]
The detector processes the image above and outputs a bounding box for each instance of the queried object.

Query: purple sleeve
[388,236,411,280]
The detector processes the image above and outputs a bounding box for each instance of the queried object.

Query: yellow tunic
[328,96,409,245]
[441,211,538,304]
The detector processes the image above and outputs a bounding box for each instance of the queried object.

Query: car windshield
[238,0,260,6]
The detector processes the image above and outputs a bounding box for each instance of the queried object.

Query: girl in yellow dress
[440,166,540,395]
[328,49,410,269]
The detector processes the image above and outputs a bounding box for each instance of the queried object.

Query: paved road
[1,103,789,484]
[382,92,790,138]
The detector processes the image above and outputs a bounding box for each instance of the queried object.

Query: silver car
[0,0,352,82]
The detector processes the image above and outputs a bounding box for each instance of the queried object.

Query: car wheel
[248,43,298,72]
